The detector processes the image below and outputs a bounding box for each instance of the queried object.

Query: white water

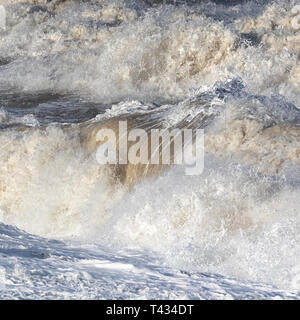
[0,0,299,299]
[0,0,299,104]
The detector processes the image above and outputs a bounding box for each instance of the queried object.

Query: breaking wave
[0,0,299,292]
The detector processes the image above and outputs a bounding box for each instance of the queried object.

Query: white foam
[0,0,299,296]
[0,0,298,105]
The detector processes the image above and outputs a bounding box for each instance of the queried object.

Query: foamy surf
[0,0,299,299]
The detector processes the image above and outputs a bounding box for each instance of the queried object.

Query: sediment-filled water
[0,0,299,299]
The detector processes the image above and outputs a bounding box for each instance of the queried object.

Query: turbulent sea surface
[0,0,299,299]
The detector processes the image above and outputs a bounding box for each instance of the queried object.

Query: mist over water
[0,0,299,297]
